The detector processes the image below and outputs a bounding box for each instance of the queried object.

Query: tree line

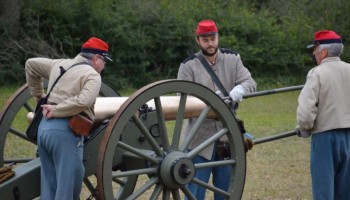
[1,0,350,90]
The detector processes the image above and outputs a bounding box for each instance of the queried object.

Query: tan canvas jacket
[25,55,101,120]
[297,57,350,134]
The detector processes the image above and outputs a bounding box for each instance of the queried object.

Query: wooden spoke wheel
[97,80,246,200]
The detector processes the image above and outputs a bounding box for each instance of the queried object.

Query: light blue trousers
[38,117,84,200]
[185,143,231,200]
[311,129,350,200]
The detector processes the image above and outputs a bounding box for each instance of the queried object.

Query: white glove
[229,85,245,102]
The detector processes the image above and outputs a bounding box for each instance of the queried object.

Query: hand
[295,127,311,138]
[229,85,245,102]
[41,104,54,119]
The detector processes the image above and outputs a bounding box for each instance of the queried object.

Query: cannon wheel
[97,80,246,200]
[0,81,133,199]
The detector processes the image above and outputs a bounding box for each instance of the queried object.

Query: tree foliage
[1,0,350,89]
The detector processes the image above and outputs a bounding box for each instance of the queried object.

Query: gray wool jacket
[177,48,257,160]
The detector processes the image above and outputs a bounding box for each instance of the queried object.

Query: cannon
[0,79,303,199]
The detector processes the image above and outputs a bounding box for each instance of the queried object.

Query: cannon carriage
[0,79,303,199]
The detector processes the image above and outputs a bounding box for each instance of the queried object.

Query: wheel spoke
[179,105,212,152]
[117,141,159,164]
[83,177,97,198]
[149,184,163,200]
[162,188,171,200]
[187,128,228,159]
[9,127,33,143]
[132,115,164,156]
[172,189,181,200]
[195,159,236,169]
[125,177,159,200]
[192,178,231,198]
[154,97,170,151]
[112,167,157,178]
[23,101,34,112]
[171,93,187,149]
[112,177,127,186]
[180,185,196,200]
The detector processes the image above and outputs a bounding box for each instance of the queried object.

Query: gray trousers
[38,117,84,200]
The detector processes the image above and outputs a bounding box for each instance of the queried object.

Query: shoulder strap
[46,62,87,98]
[196,53,229,97]
[197,53,239,113]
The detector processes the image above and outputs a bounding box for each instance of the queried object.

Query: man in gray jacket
[177,19,256,200]
[296,30,350,200]
[25,37,112,200]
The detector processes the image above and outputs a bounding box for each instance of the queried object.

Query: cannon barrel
[95,96,217,121]
[27,96,218,124]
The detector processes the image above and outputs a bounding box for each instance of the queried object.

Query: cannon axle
[160,151,195,189]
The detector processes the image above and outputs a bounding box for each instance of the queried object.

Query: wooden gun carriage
[0,80,302,200]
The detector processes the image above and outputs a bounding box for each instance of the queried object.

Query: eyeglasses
[97,55,106,64]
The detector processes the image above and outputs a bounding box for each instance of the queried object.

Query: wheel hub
[159,151,195,189]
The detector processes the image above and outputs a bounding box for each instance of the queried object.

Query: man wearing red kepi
[177,20,256,200]
[25,37,112,200]
[296,30,350,199]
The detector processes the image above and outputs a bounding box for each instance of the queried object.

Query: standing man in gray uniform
[25,37,112,200]
[177,19,256,200]
[296,30,350,200]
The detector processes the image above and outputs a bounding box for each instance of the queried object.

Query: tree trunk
[0,0,20,37]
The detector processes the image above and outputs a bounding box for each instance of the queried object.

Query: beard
[200,46,218,56]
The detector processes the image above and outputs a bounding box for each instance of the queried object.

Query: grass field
[238,92,311,200]
[0,85,312,199]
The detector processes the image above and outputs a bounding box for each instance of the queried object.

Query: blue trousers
[311,129,350,200]
[38,117,84,200]
[185,144,231,200]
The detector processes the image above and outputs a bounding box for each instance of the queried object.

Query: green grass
[238,91,311,199]
[0,85,311,199]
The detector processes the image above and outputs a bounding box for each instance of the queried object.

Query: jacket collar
[320,57,341,64]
